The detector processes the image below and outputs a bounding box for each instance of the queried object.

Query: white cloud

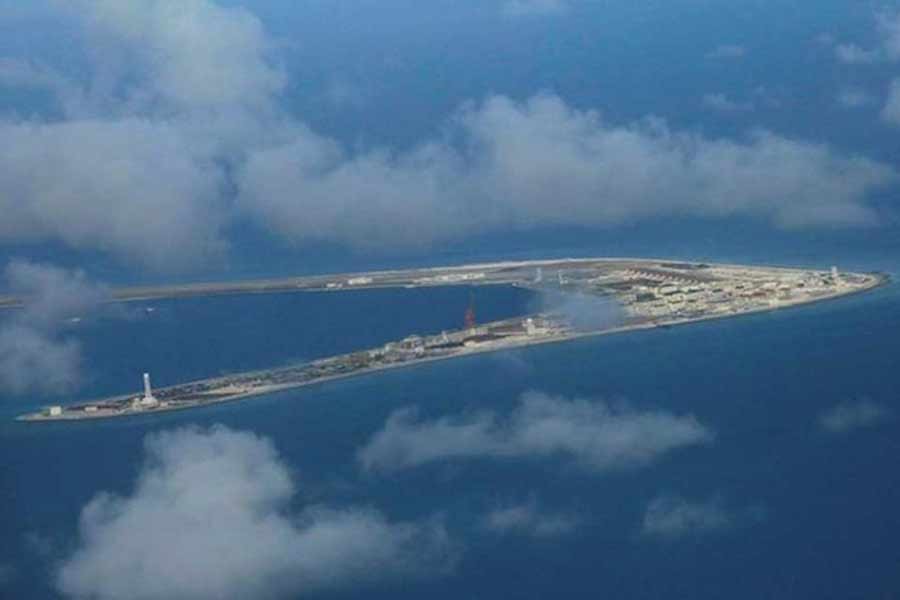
[703,87,786,113]
[640,495,760,540]
[0,324,82,396]
[834,43,881,64]
[818,399,891,434]
[537,290,624,331]
[836,10,900,127]
[57,425,456,600]
[503,0,568,17]
[705,45,746,60]
[0,118,228,270]
[482,498,579,538]
[702,93,753,113]
[240,94,895,246]
[5,260,108,325]
[0,261,108,396]
[832,10,900,125]
[65,0,284,116]
[358,391,713,474]
[236,127,467,249]
[0,0,270,270]
[827,10,900,128]
[0,1,896,271]
[831,11,900,66]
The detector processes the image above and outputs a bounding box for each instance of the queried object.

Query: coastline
[16,270,890,423]
[2,255,879,309]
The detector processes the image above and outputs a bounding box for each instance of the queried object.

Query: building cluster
[611,266,857,319]
[413,272,487,285]
[369,315,560,363]
[180,316,564,406]
[322,271,489,290]
[325,276,375,289]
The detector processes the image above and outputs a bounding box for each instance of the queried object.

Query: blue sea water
[2,264,900,599]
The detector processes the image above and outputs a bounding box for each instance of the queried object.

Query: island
[15,257,888,422]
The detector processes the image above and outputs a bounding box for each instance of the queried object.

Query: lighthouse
[140,373,159,408]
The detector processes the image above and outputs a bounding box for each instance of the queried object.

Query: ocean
[1,264,900,599]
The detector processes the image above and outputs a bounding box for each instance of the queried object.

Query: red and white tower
[464,295,476,329]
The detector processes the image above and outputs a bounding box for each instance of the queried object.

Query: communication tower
[464,294,476,329]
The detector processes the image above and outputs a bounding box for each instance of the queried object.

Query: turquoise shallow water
[2,275,900,599]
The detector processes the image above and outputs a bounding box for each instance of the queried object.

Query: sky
[0,0,898,280]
